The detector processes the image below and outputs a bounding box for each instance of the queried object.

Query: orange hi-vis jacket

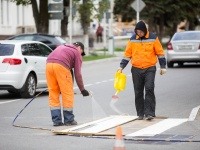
[123,31,165,69]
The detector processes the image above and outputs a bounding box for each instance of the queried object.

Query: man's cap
[73,42,85,56]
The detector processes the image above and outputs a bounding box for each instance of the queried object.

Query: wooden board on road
[52,115,137,135]
[52,115,188,137]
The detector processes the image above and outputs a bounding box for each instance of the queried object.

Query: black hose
[12,90,200,142]
[12,89,48,127]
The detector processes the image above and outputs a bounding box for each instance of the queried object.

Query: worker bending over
[46,42,90,126]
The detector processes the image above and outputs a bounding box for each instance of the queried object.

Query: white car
[0,40,53,98]
[167,31,200,68]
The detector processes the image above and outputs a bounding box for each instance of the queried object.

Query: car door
[37,43,53,87]
[26,43,47,88]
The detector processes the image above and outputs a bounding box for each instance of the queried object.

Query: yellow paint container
[114,72,126,95]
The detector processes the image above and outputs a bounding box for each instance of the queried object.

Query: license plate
[178,45,192,50]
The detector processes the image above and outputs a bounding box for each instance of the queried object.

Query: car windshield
[55,37,66,44]
[0,44,14,56]
[172,32,200,41]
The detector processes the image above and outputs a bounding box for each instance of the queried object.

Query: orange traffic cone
[113,126,126,150]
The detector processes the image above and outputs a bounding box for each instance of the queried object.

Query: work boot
[64,120,77,126]
[146,115,154,120]
[53,122,64,127]
[137,116,144,120]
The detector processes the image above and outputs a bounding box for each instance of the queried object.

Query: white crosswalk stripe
[52,116,188,136]
[126,118,188,137]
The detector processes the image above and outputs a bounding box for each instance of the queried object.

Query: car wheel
[167,61,173,68]
[20,73,36,98]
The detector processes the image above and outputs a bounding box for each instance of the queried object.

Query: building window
[0,0,3,24]
[0,0,10,25]
[6,0,9,25]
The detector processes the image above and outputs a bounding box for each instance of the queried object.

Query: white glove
[160,68,167,75]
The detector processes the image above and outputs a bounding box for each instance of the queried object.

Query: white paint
[55,116,137,134]
[126,118,188,137]
[0,99,21,105]
[78,116,137,133]
[188,105,200,121]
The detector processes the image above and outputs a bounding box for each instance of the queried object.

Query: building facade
[0,0,97,39]
[0,0,36,37]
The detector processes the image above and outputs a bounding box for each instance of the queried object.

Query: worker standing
[117,21,167,120]
[46,42,90,126]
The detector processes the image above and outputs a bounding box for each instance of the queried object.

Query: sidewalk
[71,35,127,52]
[90,40,127,51]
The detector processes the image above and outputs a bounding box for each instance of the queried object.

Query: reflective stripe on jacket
[124,31,165,69]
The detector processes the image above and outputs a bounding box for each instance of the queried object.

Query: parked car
[0,40,53,98]
[6,33,66,50]
[167,31,200,68]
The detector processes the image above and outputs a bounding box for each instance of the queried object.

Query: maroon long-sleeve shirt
[46,44,84,91]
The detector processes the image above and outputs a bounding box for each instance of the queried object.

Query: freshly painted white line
[79,116,137,133]
[95,82,101,84]
[54,116,138,134]
[188,105,200,121]
[126,118,188,137]
[1,75,131,105]
[84,84,93,87]
[0,99,21,105]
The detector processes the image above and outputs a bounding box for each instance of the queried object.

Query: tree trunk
[31,0,49,33]
[61,0,69,37]
[158,15,164,42]
[79,0,92,55]
[147,19,155,33]
[31,0,39,30]
[61,16,69,37]
[83,34,89,55]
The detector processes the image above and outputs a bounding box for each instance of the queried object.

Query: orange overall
[46,63,74,109]
[46,44,85,125]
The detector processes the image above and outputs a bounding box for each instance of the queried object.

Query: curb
[82,51,124,65]
[82,57,122,65]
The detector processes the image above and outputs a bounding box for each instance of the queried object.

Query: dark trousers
[50,109,74,125]
[96,34,102,43]
[131,66,156,117]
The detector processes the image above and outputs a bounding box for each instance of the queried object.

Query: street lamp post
[108,0,114,55]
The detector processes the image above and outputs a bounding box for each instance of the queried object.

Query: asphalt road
[0,58,200,150]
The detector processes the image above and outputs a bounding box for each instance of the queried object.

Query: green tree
[141,0,200,40]
[97,0,110,22]
[113,0,135,22]
[113,0,200,41]
[76,0,95,35]
[75,0,109,54]
[11,0,70,36]
[10,0,110,40]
